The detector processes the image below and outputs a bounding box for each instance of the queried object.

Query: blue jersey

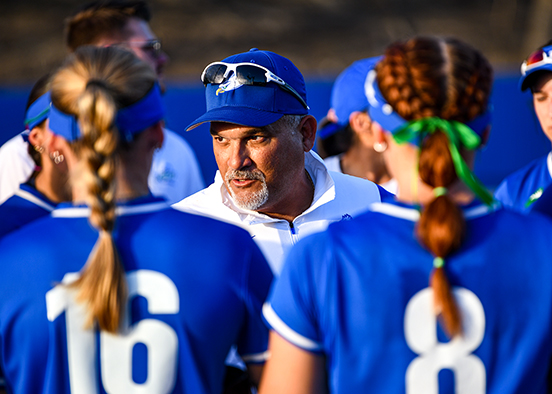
[494,153,552,212]
[0,183,55,237]
[0,195,273,394]
[530,183,552,218]
[264,200,552,394]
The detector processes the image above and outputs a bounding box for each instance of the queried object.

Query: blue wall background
[0,74,549,190]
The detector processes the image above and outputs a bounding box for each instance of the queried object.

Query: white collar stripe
[15,189,55,212]
[52,202,169,218]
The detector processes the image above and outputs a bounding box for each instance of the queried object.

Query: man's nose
[228,141,252,170]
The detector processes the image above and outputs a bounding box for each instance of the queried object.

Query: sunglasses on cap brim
[201,61,309,110]
[521,45,552,76]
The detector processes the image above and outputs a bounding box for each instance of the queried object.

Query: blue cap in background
[317,56,381,139]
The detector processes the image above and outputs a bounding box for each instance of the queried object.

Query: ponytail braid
[71,83,126,333]
[377,36,493,338]
[417,131,464,337]
[51,46,157,333]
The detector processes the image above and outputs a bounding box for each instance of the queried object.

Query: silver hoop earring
[51,151,65,164]
[373,141,387,153]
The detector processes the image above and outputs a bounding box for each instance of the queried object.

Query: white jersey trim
[369,202,420,221]
[262,302,322,352]
[464,201,500,219]
[52,201,169,218]
[15,188,55,212]
[241,350,270,363]
[370,200,499,222]
[547,151,552,180]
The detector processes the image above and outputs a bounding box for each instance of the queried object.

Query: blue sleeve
[494,178,516,209]
[263,234,325,353]
[377,184,395,201]
[236,238,274,364]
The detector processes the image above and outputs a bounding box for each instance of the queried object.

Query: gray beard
[225,169,269,211]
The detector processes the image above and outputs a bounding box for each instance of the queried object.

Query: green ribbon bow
[392,117,494,206]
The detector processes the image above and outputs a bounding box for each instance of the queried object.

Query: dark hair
[376,36,493,338]
[317,124,353,158]
[65,0,151,52]
[26,73,52,168]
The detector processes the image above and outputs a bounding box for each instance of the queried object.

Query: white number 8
[404,287,486,394]
[46,270,179,394]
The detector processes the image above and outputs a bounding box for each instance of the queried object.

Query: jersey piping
[262,302,322,351]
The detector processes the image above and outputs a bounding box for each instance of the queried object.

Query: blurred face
[210,120,306,213]
[123,18,168,81]
[532,72,552,143]
[96,17,169,88]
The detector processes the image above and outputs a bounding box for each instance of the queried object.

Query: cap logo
[216,74,243,96]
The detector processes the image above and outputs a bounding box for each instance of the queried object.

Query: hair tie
[433,256,445,269]
[392,117,494,206]
[434,187,448,197]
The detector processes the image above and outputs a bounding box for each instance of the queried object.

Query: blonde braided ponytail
[51,46,156,333]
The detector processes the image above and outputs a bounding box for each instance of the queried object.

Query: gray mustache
[225,170,265,182]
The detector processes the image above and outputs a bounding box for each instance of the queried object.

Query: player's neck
[340,143,391,184]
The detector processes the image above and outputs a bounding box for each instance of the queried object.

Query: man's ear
[299,115,317,152]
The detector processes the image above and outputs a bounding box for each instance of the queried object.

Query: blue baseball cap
[519,45,552,91]
[318,57,382,139]
[186,48,309,131]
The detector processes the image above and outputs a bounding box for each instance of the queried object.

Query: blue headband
[49,83,164,142]
[24,92,51,131]
[364,69,491,142]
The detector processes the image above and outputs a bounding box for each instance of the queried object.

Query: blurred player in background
[317,57,396,193]
[0,75,66,237]
[494,40,552,212]
[0,0,204,205]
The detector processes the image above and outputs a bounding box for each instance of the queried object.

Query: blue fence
[1,74,548,189]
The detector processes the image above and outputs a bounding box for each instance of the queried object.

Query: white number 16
[46,270,180,394]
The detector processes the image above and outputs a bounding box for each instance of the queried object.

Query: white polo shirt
[173,150,385,274]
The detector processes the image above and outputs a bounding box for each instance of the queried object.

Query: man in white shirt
[173,48,391,274]
[0,0,203,205]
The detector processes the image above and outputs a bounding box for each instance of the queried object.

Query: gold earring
[34,145,44,153]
